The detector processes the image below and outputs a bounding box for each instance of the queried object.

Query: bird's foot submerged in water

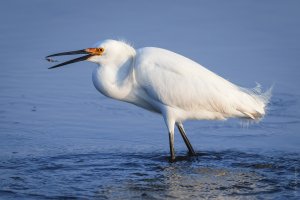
[168,151,198,162]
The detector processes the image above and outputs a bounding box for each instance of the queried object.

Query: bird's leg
[176,123,196,156]
[164,116,176,162]
[168,131,175,162]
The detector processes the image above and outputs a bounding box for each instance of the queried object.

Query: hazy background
[0,0,299,199]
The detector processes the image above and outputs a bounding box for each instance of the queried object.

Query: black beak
[46,49,98,69]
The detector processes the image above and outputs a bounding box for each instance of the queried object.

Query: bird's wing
[134,47,267,120]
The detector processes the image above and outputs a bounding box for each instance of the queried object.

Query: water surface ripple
[0,151,299,199]
[1,0,300,199]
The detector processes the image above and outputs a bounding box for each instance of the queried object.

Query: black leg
[177,123,196,156]
[168,131,175,161]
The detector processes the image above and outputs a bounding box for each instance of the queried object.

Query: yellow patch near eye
[85,48,104,55]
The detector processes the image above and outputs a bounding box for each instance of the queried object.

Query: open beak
[46,48,103,69]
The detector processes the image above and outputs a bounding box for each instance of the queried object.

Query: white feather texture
[91,40,271,125]
[49,39,272,160]
[46,39,272,160]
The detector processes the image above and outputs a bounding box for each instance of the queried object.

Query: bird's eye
[99,48,104,53]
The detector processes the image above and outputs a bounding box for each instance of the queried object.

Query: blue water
[0,0,300,199]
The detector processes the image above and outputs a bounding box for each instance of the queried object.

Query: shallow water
[1,0,300,199]
[1,151,299,199]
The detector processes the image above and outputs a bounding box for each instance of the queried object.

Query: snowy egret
[46,39,271,161]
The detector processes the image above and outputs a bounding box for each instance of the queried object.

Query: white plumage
[47,39,271,161]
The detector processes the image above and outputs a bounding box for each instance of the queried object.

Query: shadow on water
[0,151,299,199]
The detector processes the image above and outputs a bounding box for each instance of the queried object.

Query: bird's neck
[92,56,135,101]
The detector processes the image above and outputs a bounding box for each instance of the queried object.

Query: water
[1,151,299,199]
[0,0,300,199]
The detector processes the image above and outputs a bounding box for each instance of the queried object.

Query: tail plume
[238,84,273,120]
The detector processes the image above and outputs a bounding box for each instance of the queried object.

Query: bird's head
[46,39,135,69]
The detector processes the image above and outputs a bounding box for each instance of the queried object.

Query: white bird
[46,39,271,161]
